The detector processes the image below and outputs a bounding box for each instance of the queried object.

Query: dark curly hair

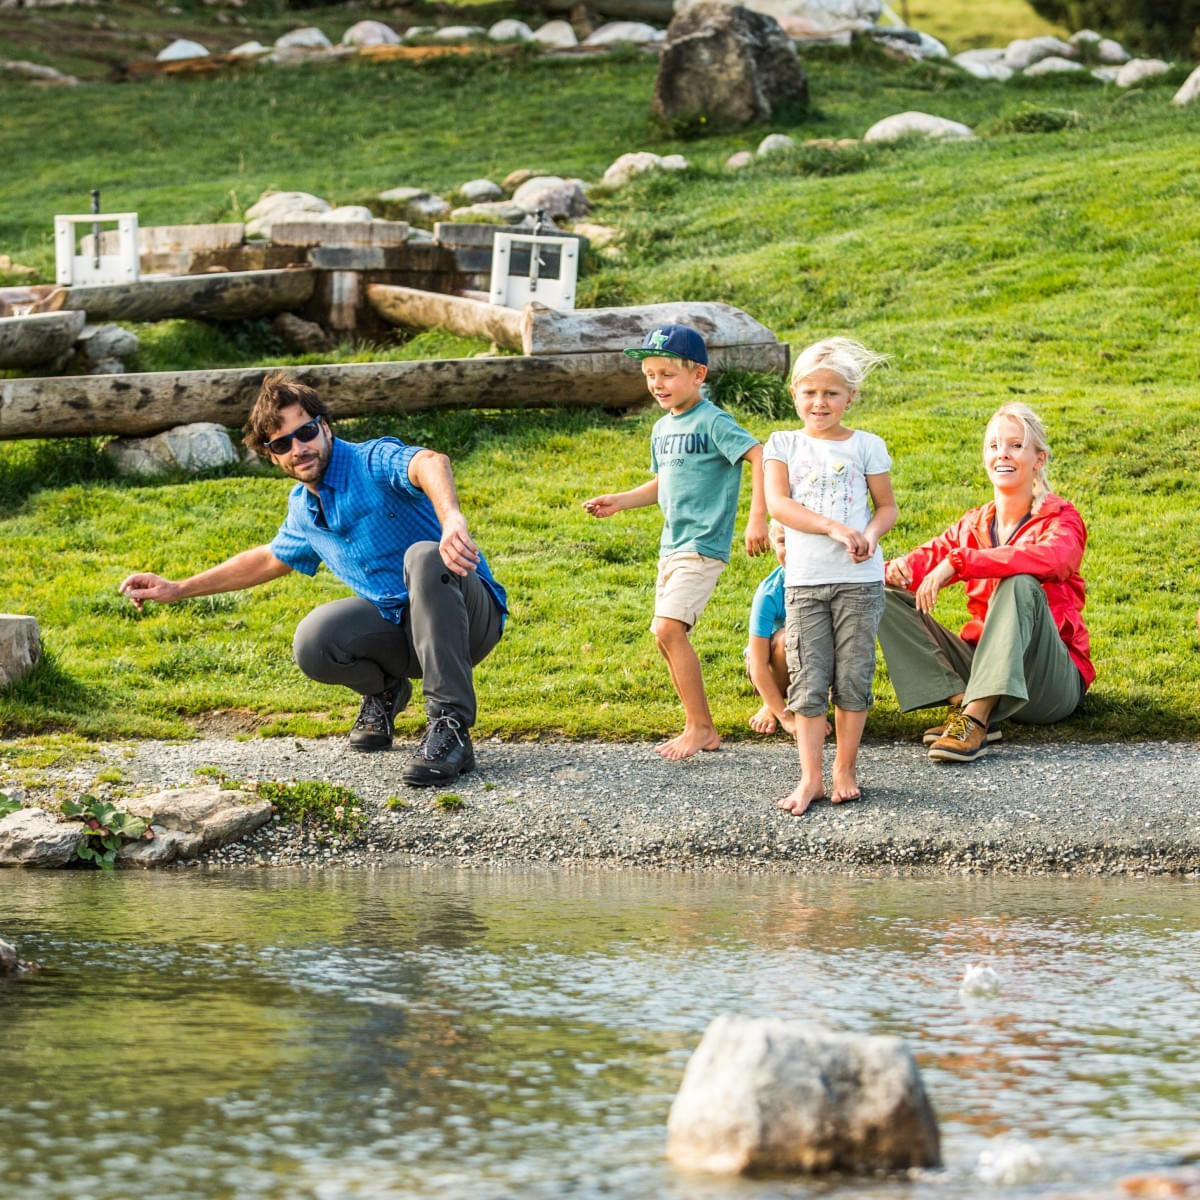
[243,372,331,455]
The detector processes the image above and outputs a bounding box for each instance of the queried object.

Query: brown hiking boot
[927,710,991,762]
[923,704,1002,746]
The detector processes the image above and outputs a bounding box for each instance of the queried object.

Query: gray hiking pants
[291,541,503,726]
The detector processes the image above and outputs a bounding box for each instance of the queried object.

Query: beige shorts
[653,552,726,630]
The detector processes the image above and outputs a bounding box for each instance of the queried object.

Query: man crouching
[119,372,506,785]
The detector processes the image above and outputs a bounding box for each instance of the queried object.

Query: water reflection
[2,870,1198,1199]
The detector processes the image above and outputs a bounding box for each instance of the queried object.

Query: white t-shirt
[763,428,892,586]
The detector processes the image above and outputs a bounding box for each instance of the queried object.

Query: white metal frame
[488,232,577,311]
[54,212,139,287]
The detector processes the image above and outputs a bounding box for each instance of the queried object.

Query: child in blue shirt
[746,520,792,736]
[585,323,768,759]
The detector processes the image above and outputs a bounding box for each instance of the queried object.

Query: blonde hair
[985,402,1052,510]
[790,337,889,393]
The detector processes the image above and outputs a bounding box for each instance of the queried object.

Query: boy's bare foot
[657,729,721,760]
[748,705,778,734]
[831,764,861,804]
[777,783,823,815]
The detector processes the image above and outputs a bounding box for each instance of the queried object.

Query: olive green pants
[877,575,1083,724]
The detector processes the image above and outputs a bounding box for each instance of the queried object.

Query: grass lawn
[1,11,1198,752]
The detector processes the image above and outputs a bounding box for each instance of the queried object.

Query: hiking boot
[403,710,475,786]
[927,710,991,762]
[922,704,1002,746]
[348,680,411,752]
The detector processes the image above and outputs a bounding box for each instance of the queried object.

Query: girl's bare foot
[831,764,861,804]
[777,783,823,815]
[748,705,778,734]
[657,728,721,760]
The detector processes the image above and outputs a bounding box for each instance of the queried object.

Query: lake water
[2,868,1197,1199]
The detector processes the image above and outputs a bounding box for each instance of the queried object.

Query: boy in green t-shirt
[584,323,769,759]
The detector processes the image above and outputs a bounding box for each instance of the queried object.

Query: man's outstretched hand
[119,573,181,612]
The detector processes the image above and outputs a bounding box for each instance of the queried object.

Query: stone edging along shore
[14,735,1199,876]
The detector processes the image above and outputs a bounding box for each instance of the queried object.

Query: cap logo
[647,329,669,349]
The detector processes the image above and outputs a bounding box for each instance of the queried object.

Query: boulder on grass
[105,423,239,477]
[666,1015,941,1176]
[863,111,973,142]
[0,614,40,690]
[652,2,808,129]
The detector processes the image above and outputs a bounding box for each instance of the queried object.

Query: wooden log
[49,269,315,323]
[519,300,779,356]
[0,343,788,440]
[367,287,783,358]
[367,284,524,349]
[0,310,86,369]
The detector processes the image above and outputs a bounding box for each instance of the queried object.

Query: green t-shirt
[651,399,758,562]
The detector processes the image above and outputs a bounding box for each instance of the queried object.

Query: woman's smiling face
[984,415,1045,496]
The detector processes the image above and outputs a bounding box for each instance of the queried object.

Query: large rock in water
[666,1015,941,1175]
[653,2,808,129]
[0,807,84,868]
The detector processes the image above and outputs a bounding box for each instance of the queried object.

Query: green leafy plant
[0,792,21,818]
[256,780,365,839]
[987,104,1084,135]
[61,794,151,870]
[709,369,793,420]
[385,795,411,811]
[433,793,464,811]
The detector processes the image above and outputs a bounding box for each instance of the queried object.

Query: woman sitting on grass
[879,402,1093,763]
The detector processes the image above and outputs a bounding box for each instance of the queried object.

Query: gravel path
[20,734,1200,876]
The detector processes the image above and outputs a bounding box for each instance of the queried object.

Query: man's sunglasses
[263,418,323,456]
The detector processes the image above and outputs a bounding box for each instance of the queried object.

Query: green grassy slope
[1,43,1198,744]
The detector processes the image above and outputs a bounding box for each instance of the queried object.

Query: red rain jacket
[892,493,1094,688]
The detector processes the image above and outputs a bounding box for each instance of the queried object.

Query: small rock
[583,21,660,45]
[433,25,484,41]
[488,19,533,41]
[408,194,451,219]
[726,150,755,169]
[77,322,139,362]
[863,111,973,143]
[458,178,503,203]
[0,937,36,975]
[157,38,208,61]
[1069,29,1101,47]
[229,40,267,56]
[756,132,795,156]
[1023,55,1084,76]
[273,26,331,50]
[1096,37,1130,65]
[317,205,375,222]
[603,151,668,187]
[449,201,526,224]
[0,59,79,84]
[1116,58,1170,88]
[244,189,331,239]
[531,20,578,48]
[501,168,537,194]
[342,20,398,46]
[272,312,333,354]
[1002,35,1074,70]
[511,175,588,218]
[1172,64,1200,105]
[403,26,435,42]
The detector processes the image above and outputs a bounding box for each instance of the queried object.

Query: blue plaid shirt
[269,436,507,625]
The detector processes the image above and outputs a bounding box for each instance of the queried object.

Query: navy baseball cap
[623,323,708,366]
